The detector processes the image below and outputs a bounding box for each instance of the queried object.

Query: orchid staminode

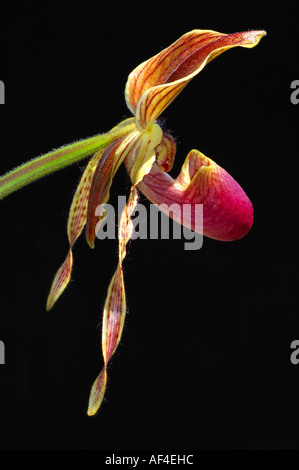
[0,29,266,415]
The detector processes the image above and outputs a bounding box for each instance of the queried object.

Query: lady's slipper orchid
[0,29,266,416]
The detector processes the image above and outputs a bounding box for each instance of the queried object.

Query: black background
[0,0,298,450]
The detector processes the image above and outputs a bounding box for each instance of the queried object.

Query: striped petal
[46,121,137,310]
[86,129,140,248]
[86,140,123,249]
[125,29,266,130]
[154,131,177,173]
[46,150,103,310]
[87,186,139,415]
[126,148,253,242]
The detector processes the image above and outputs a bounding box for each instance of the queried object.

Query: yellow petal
[46,249,73,311]
[67,150,103,245]
[87,187,139,415]
[87,368,107,417]
[86,130,140,248]
[46,150,102,310]
[102,265,126,363]
[130,123,162,185]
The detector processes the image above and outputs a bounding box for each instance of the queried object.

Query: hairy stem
[0,121,136,200]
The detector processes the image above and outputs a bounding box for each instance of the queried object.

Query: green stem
[0,120,136,200]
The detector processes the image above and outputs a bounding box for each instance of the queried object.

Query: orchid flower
[0,29,266,415]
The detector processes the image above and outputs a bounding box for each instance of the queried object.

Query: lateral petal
[46,249,73,311]
[86,130,140,248]
[46,150,103,310]
[87,187,139,415]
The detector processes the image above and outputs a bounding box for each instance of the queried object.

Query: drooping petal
[46,249,74,312]
[87,368,107,417]
[86,129,140,248]
[87,187,139,416]
[87,265,125,416]
[46,121,138,311]
[126,148,253,242]
[86,140,123,249]
[46,150,103,310]
[125,29,266,130]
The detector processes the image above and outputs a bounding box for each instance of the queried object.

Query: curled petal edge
[126,148,253,242]
[125,29,266,130]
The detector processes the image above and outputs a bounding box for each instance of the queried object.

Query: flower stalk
[0,120,136,200]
